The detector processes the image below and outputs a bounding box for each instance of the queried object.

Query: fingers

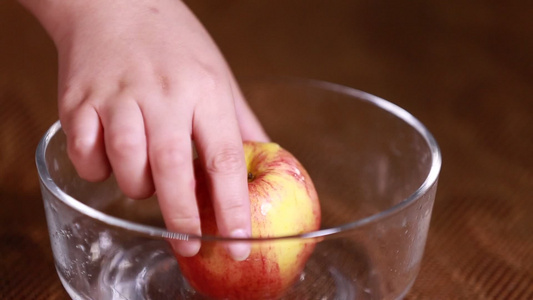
[193,90,252,261]
[99,97,154,199]
[142,100,201,257]
[61,103,111,182]
[59,77,261,262]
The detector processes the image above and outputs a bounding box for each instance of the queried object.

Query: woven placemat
[1,0,532,299]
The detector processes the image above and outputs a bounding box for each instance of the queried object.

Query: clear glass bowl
[36,77,441,300]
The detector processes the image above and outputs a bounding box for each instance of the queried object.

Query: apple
[175,141,321,299]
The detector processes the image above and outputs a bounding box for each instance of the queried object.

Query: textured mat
[1,0,532,299]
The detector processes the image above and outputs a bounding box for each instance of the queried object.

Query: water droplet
[260,203,272,216]
[99,232,112,249]
[299,272,306,282]
[90,242,101,261]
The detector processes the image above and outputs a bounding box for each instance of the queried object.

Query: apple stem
[247,172,255,182]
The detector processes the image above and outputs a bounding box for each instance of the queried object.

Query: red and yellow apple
[175,141,321,299]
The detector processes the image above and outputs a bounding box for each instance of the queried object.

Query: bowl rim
[35,77,441,242]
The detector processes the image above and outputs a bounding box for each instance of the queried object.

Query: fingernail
[228,229,251,261]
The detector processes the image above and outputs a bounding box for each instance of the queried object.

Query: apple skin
[175,141,321,299]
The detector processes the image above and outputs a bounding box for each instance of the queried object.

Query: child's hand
[21,0,268,260]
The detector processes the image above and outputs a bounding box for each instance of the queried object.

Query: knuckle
[59,86,92,118]
[191,62,222,93]
[60,84,85,104]
[167,213,201,233]
[198,72,218,93]
[107,131,143,157]
[219,198,248,215]
[67,135,92,160]
[206,147,245,175]
[150,144,190,174]
[169,214,201,225]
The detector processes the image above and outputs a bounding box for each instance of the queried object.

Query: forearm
[18,0,78,43]
[18,0,166,46]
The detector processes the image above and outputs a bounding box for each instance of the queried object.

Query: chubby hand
[25,0,268,260]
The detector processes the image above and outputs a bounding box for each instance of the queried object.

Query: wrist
[18,0,81,45]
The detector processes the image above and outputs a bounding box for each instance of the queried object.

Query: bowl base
[58,238,387,299]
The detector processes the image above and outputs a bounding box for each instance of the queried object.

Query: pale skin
[20,0,269,260]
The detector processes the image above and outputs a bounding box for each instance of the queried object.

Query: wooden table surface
[1,0,532,299]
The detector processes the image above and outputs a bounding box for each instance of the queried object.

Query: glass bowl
[36,77,441,300]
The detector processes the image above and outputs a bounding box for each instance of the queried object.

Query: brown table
[1,0,532,299]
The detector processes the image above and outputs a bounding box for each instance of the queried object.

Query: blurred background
[1,0,532,298]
